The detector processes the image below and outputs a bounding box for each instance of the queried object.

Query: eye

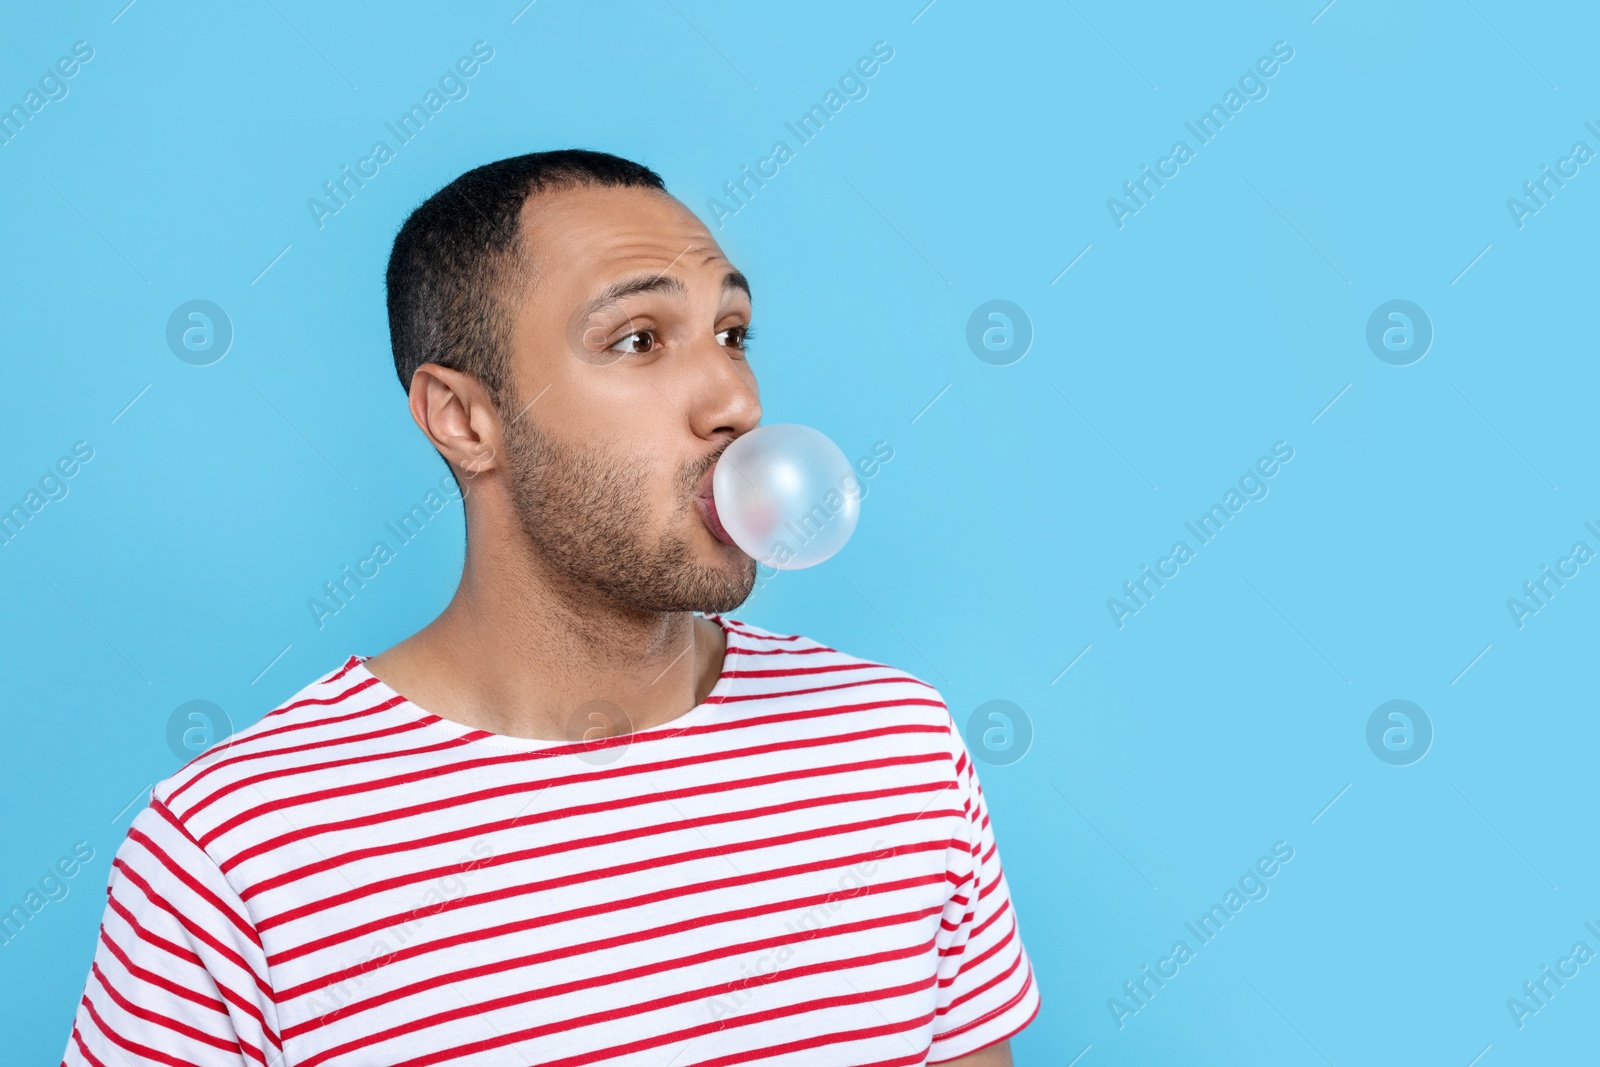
[717,324,754,350]
[608,329,658,354]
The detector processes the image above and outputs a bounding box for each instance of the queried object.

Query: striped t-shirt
[62,612,1041,1065]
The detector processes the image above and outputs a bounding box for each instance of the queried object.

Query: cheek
[535,367,705,525]
[574,405,687,502]
[579,432,679,521]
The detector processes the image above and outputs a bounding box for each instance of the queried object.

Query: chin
[691,555,759,613]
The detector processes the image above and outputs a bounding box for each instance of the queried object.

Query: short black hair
[385,149,667,406]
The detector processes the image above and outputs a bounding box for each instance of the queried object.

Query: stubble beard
[500,411,757,614]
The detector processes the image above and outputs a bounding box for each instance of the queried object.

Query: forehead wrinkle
[579,272,688,323]
[603,241,716,268]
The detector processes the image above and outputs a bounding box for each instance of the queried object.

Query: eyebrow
[579,269,751,321]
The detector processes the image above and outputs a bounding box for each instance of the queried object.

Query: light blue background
[3,1,1597,1063]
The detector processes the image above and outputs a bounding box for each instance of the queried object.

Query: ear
[407,363,504,479]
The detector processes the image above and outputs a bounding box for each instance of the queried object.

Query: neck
[363,522,725,742]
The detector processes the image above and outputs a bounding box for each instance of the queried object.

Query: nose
[688,335,761,446]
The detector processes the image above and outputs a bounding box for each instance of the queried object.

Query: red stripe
[278,862,952,1002]
[321,655,364,685]
[263,670,375,718]
[946,901,1016,979]
[178,699,418,817]
[208,692,403,754]
[100,929,227,1017]
[259,780,948,924]
[727,643,832,656]
[180,712,480,820]
[969,887,1011,941]
[718,620,802,641]
[941,890,972,932]
[188,712,428,787]
[284,900,944,1039]
[106,895,205,969]
[932,962,1037,1045]
[674,1004,937,1067]
[388,974,939,1067]
[933,975,1039,1062]
[166,680,389,802]
[105,894,280,1049]
[79,993,205,1067]
[90,961,248,1060]
[111,858,275,1006]
[167,684,405,796]
[67,1026,109,1067]
[297,934,935,1067]
[163,677,385,800]
[939,929,1024,1017]
[210,707,945,861]
[942,899,977,941]
[262,797,953,944]
[717,673,936,704]
[246,751,952,903]
[271,837,952,969]
[724,660,911,680]
[142,804,259,948]
[268,673,381,716]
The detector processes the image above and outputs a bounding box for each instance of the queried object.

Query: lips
[696,466,737,547]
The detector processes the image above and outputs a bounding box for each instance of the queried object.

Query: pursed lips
[694,462,737,546]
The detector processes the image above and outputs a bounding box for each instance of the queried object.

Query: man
[62,150,1041,1065]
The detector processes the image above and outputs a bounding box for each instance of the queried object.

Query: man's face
[491,184,761,613]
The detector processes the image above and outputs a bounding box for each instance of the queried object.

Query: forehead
[516,184,732,289]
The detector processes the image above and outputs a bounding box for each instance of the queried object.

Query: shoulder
[719,612,941,689]
[715,612,960,753]
[149,655,396,814]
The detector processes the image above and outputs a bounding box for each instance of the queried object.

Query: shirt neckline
[350,610,746,754]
